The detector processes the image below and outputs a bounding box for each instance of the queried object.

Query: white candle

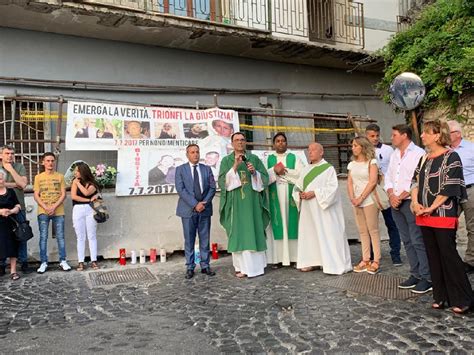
[160,248,166,263]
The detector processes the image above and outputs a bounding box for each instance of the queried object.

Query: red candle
[150,248,157,263]
[119,248,126,265]
[211,243,218,260]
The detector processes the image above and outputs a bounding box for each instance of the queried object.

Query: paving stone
[449,350,469,355]
[0,243,472,353]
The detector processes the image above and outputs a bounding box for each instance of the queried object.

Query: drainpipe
[54,96,64,168]
[259,96,273,147]
[267,0,272,32]
[10,90,17,143]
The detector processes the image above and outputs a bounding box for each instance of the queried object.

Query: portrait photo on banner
[124,120,150,139]
[148,152,185,187]
[73,118,123,140]
[155,122,179,139]
[183,123,209,139]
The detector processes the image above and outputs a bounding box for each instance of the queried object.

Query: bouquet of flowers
[91,163,117,188]
[64,161,117,188]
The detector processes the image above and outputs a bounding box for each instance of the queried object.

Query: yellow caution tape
[19,111,66,121]
[239,124,354,133]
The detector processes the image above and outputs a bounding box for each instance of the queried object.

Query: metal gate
[0,99,50,185]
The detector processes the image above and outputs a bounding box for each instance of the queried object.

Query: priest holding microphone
[218,132,270,278]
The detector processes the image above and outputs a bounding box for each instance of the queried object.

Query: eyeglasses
[450,131,460,134]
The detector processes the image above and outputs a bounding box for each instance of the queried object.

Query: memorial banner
[66,101,239,151]
[115,147,308,197]
[116,147,184,196]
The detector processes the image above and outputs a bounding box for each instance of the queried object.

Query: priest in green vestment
[292,143,352,274]
[265,132,305,267]
[218,132,270,278]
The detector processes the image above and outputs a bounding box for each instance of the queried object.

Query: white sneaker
[37,262,48,274]
[59,260,72,271]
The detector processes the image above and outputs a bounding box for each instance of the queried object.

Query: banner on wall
[115,147,308,197]
[65,101,239,151]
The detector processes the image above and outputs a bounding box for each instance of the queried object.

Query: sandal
[432,301,446,310]
[235,272,247,279]
[451,306,469,314]
[300,267,314,272]
[10,273,20,281]
[367,261,380,275]
[353,260,370,273]
[91,261,99,270]
[76,262,84,271]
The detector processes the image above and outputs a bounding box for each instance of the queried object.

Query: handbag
[368,163,390,210]
[90,196,109,223]
[9,212,34,242]
[410,154,429,214]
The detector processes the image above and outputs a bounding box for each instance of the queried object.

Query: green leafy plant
[91,164,117,188]
[378,0,474,117]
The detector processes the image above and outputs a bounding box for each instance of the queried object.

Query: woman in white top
[347,136,381,274]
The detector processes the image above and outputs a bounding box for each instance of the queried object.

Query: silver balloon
[389,72,425,110]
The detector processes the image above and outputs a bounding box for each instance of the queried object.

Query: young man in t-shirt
[34,152,71,273]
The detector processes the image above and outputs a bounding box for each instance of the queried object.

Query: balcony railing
[307,0,364,47]
[397,15,412,32]
[72,0,364,48]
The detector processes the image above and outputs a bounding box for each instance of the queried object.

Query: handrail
[70,0,364,48]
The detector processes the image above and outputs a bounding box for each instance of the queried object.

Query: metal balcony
[73,0,364,48]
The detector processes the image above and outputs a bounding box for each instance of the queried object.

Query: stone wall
[424,93,474,139]
[457,95,474,140]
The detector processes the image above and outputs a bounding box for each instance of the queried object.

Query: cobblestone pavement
[0,242,473,354]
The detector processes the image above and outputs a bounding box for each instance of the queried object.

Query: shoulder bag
[369,162,390,210]
[90,195,109,223]
[9,212,34,242]
[410,154,429,214]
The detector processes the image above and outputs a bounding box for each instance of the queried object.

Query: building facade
[0,0,405,259]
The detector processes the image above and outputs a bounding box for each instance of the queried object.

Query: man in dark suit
[175,144,216,279]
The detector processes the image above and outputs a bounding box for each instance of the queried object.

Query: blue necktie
[193,165,202,201]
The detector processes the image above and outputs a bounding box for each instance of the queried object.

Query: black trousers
[420,226,474,307]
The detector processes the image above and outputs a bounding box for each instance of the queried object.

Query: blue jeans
[38,214,66,263]
[391,201,431,281]
[382,207,402,262]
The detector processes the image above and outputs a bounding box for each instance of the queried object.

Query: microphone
[241,155,254,174]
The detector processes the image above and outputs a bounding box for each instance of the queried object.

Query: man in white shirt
[365,124,402,266]
[447,120,474,274]
[385,124,432,293]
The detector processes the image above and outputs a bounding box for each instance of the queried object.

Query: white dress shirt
[452,139,474,185]
[385,141,425,197]
[189,162,203,192]
[375,143,394,175]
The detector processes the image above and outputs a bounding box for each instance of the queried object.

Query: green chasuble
[218,153,270,253]
[267,153,299,240]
